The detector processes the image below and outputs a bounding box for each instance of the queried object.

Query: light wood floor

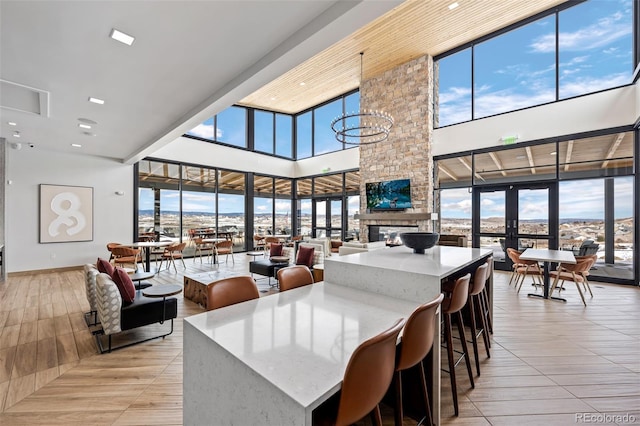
[0,254,639,425]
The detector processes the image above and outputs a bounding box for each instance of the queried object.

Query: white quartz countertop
[326,245,493,279]
[184,282,418,409]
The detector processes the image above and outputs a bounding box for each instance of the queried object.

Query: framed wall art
[40,184,93,243]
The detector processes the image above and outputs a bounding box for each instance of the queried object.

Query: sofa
[94,272,178,353]
[437,234,468,247]
[338,240,387,256]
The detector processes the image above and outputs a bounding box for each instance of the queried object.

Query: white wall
[6,148,133,273]
[433,86,637,156]
[295,148,359,177]
[153,137,296,177]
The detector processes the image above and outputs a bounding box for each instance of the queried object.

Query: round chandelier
[331,53,394,145]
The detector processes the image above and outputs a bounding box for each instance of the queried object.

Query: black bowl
[400,232,439,254]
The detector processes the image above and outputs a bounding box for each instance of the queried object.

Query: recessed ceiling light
[13,131,20,138]
[109,28,135,46]
[88,97,105,105]
[78,123,92,129]
[448,2,459,10]
[71,143,82,148]
[299,82,306,86]
[8,121,17,126]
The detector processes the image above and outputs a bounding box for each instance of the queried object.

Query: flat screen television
[365,178,411,211]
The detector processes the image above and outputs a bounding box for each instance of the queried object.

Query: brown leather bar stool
[441,273,474,416]
[393,293,444,426]
[480,256,493,335]
[313,319,406,426]
[468,263,491,377]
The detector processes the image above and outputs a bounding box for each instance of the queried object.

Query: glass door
[313,197,343,239]
[474,183,557,271]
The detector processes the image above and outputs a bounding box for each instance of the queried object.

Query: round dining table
[117,241,172,273]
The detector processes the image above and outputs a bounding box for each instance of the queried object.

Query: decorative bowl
[400,232,439,254]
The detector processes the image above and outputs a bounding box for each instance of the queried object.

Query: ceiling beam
[438,164,458,181]
[489,152,507,176]
[563,140,574,171]
[525,146,536,174]
[458,157,484,181]
[601,133,625,168]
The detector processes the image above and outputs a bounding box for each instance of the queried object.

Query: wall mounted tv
[365,178,411,211]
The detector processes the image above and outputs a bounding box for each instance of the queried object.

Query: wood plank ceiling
[238,0,568,115]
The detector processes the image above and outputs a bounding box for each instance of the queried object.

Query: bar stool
[468,263,491,377]
[480,256,493,335]
[393,293,444,426]
[441,273,474,416]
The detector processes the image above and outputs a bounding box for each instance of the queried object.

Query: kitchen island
[183,245,492,425]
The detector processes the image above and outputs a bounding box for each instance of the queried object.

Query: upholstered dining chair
[277,265,314,292]
[159,242,186,272]
[549,254,597,306]
[214,239,234,264]
[264,236,280,254]
[111,246,143,271]
[313,318,406,426]
[393,293,444,426]
[193,237,213,263]
[506,248,543,292]
[106,242,121,263]
[206,276,259,310]
[253,235,266,250]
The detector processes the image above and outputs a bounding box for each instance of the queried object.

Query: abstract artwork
[40,184,93,243]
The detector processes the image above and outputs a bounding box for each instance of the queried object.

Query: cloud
[560,72,630,98]
[531,12,631,53]
[187,123,214,139]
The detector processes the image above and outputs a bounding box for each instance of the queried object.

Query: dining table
[202,238,227,264]
[117,241,172,273]
[520,248,576,302]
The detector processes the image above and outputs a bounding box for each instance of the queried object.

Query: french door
[473,183,558,271]
[313,197,343,239]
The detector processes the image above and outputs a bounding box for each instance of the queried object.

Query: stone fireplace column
[358,54,434,242]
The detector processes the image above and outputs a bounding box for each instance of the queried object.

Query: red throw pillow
[96,257,115,276]
[296,246,315,268]
[270,243,283,257]
[112,267,136,303]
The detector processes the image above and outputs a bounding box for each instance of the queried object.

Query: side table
[143,284,182,324]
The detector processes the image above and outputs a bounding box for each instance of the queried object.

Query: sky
[438,0,633,126]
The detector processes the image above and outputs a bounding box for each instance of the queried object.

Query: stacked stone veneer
[358,54,435,242]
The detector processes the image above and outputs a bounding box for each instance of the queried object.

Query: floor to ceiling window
[435,130,636,284]
[218,170,246,251]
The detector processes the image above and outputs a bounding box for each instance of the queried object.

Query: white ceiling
[2,0,572,165]
[0,0,402,163]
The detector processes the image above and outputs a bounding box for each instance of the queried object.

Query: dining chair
[264,236,280,254]
[393,293,444,426]
[106,242,121,263]
[253,235,266,250]
[277,265,314,292]
[193,237,213,263]
[214,239,234,264]
[313,318,406,426]
[206,276,259,310]
[159,242,186,272]
[506,248,543,293]
[549,254,597,306]
[111,246,143,271]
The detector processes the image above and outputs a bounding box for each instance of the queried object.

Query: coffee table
[184,270,242,308]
